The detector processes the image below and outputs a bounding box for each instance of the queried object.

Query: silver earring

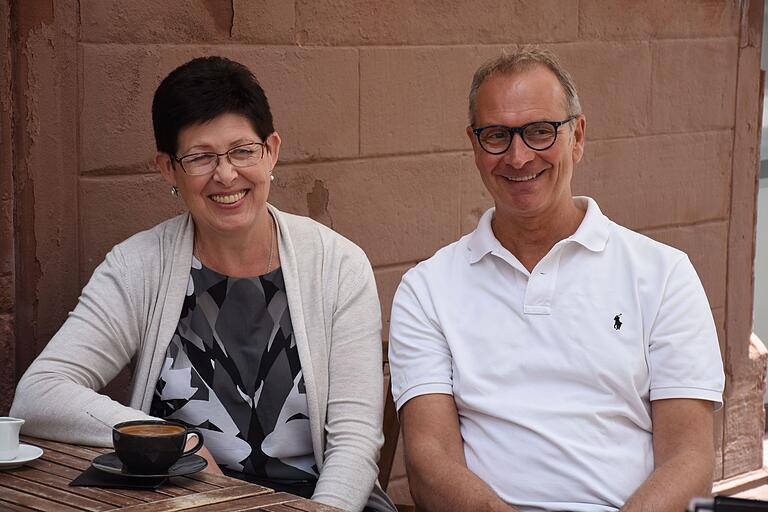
[269,171,275,182]
[170,186,179,197]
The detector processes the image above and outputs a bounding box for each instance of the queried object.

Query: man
[388,47,725,512]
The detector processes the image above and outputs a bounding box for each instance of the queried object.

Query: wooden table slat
[94,485,188,502]
[0,499,38,511]
[5,466,144,507]
[149,483,195,497]
[112,484,272,512]
[166,476,219,492]
[184,492,300,512]
[38,448,93,471]
[0,485,85,512]
[26,458,85,480]
[183,471,244,488]
[0,472,113,511]
[22,437,108,461]
[259,505,300,512]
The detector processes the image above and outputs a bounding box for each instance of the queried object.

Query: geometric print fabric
[150,256,317,485]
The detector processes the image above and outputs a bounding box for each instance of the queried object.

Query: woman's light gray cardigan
[11,205,393,512]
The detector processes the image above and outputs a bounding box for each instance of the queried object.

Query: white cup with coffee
[0,417,25,461]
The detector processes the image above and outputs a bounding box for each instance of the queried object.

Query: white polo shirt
[388,197,724,512]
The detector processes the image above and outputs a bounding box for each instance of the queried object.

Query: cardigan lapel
[269,204,327,470]
[134,212,195,412]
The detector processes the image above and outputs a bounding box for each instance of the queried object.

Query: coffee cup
[0,417,25,461]
[112,419,204,474]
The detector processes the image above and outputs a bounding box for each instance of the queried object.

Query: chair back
[379,340,400,491]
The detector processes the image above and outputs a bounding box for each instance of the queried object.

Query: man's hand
[621,398,715,512]
[400,394,518,512]
[186,435,223,475]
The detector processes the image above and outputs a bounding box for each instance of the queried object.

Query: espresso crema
[116,424,186,436]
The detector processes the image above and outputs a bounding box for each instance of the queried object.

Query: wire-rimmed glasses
[174,142,266,176]
[471,115,580,154]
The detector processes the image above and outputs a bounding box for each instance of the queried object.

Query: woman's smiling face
[157,112,281,240]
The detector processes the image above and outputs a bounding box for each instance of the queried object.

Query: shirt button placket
[523,250,562,315]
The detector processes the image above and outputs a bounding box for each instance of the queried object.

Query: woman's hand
[186,435,223,475]
[196,445,223,475]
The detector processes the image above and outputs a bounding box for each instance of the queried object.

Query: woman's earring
[170,186,179,197]
[269,171,275,182]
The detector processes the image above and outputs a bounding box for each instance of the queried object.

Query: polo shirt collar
[567,196,611,252]
[466,208,501,264]
[466,196,610,264]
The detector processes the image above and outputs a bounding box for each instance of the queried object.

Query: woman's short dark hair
[152,56,275,157]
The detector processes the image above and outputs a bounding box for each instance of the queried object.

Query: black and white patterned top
[150,255,318,486]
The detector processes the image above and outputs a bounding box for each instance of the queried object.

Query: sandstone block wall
[3,0,765,503]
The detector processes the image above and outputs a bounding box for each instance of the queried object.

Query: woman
[10,56,394,512]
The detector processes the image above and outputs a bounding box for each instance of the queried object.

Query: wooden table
[0,437,343,511]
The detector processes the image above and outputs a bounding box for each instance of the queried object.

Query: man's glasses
[174,142,265,176]
[471,115,580,154]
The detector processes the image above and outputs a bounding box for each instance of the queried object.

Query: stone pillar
[716,0,768,491]
[12,0,80,385]
[0,0,15,416]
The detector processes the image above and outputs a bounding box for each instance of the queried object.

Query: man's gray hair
[468,46,582,125]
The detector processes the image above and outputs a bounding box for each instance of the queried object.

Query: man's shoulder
[579,197,688,268]
[403,234,471,285]
[602,220,696,288]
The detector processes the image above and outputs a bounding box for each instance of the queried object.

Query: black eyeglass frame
[471,114,581,154]
[174,142,266,176]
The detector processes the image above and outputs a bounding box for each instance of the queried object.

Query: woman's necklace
[194,214,277,275]
[265,214,275,273]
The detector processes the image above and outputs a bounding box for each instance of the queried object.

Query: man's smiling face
[467,65,585,224]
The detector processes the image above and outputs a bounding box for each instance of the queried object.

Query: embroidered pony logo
[613,314,623,330]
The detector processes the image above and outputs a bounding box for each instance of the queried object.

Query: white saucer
[0,444,44,470]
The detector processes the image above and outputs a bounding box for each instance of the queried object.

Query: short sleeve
[388,269,454,410]
[648,256,725,409]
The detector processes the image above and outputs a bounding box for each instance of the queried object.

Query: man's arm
[621,398,714,512]
[400,393,517,512]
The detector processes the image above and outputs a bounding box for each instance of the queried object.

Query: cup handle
[182,428,204,456]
